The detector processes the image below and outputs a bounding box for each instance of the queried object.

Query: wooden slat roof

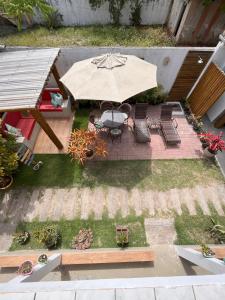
[0,48,60,111]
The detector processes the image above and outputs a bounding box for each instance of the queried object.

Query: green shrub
[130,85,167,105]
[34,225,61,249]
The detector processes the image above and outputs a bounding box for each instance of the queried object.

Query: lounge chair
[160,105,181,145]
[133,103,151,143]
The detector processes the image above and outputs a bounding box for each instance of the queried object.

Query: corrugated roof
[0,48,60,111]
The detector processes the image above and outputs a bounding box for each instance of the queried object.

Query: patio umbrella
[60,53,157,103]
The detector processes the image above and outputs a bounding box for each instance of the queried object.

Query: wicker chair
[118,103,132,116]
[100,101,113,113]
[89,114,104,132]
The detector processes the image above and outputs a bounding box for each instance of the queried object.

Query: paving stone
[144,218,177,245]
[76,289,115,300]
[193,285,225,300]
[0,223,17,251]
[155,286,195,300]
[116,288,155,300]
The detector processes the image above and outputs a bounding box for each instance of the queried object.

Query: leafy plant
[0,128,18,188]
[45,9,63,29]
[68,129,107,165]
[38,254,48,264]
[18,260,33,275]
[209,218,225,243]
[116,231,128,247]
[0,0,55,31]
[201,243,215,257]
[34,225,61,249]
[130,85,167,105]
[198,132,225,154]
[130,0,142,25]
[13,231,30,245]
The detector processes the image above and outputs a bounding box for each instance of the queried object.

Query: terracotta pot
[18,260,33,276]
[85,149,96,160]
[0,175,13,190]
[203,148,216,158]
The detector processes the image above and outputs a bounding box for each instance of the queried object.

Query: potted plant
[13,231,30,245]
[0,131,18,190]
[38,254,48,264]
[67,129,107,164]
[116,225,129,248]
[201,244,215,258]
[18,260,33,276]
[199,132,225,157]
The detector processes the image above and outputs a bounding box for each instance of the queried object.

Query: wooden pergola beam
[52,64,68,99]
[30,109,63,150]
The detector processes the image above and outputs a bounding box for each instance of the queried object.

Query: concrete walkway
[0,183,225,223]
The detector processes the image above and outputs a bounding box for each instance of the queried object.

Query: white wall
[34,0,172,26]
[50,46,213,94]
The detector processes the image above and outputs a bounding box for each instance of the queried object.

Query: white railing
[176,246,225,274]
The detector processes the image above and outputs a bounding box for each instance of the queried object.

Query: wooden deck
[33,116,73,154]
[0,249,155,268]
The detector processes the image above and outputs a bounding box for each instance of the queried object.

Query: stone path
[0,183,225,223]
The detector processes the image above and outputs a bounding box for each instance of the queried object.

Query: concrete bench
[0,249,155,268]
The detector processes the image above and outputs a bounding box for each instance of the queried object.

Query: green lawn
[10,215,147,250]
[175,206,225,245]
[0,25,175,47]
[13,157,224,191]
[72,108,89,130]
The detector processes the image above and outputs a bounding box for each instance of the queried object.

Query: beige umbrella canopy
[60,53,157,103]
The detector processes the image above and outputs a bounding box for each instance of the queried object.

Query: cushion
[17,118,36,140]
[39,102,63,112]
[5,123,22,137]
[51,93,63,108]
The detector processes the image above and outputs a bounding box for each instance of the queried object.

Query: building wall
[46,46,214,94]
[175,0,225,46]
[34,0,172,26]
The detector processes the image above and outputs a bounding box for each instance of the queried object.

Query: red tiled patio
[90,105,203,160]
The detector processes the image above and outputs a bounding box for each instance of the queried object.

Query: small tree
[0,0,55,31]
[68,129,107,165]
[0,130,18,187]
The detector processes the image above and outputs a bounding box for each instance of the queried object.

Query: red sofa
[2,111,36,140]
[39,88,63,112]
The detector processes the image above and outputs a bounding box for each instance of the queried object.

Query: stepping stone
[144,218,177,245]
[0,223,17,251]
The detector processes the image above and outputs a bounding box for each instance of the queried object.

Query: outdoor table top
[100,110,128,128]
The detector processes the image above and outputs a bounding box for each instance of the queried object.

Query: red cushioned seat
[39,88,63,112]
[17,118,36,140]
[39,102,63,112]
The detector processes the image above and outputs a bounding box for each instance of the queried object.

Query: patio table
[100,110,128,128]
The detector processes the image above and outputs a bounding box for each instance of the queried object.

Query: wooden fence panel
[188,62,225,117]
[168,51,212,101]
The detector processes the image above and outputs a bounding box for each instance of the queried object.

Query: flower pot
[202,253,215,258]
[18,260,33,276]
[116,225,129,248]
[85,149,96,160]
[203,148,216,158]
[0,175,13,190]
[38,254,48,264]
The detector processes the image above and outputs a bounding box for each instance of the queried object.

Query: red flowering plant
[198,132,225,154]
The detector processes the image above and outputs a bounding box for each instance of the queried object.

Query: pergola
[0,47,68,149]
